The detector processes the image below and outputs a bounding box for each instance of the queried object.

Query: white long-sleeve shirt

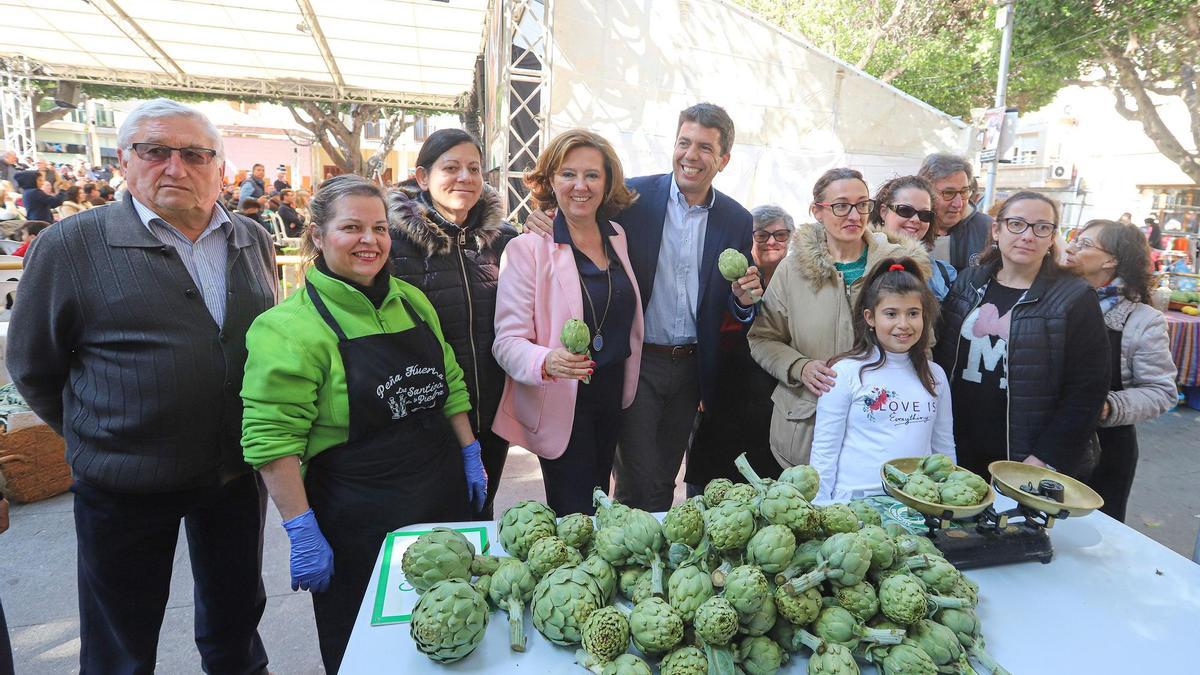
[810,348,955,503]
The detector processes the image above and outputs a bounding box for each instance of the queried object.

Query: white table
[339,496,1200,673]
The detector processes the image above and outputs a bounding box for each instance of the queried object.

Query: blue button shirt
[643,176,717,345]
[554,213,635,369]
[132,197,231,326]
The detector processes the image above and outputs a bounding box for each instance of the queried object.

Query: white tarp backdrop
[546,0,970,220]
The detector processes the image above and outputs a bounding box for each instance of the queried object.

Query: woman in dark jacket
[933,191,1110,480]
[388,129,517,518]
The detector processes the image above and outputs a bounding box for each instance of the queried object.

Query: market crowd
[0,97,1180,673]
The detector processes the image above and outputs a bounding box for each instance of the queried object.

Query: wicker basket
[0,411,70,503]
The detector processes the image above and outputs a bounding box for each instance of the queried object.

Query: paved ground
[2,407,1197,673]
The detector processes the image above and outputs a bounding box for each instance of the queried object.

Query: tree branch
[856,0,907,70]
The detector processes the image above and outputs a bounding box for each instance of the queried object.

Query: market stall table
[1165,309,1200,387]
[340,496,1200,673]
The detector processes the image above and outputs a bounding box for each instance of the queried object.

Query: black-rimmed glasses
[753,229,792,243]
[130,143,218,166]
[938,187,973,202]
[887,203,935,224]
[1002,217,1057,238]
[814,199,875,217]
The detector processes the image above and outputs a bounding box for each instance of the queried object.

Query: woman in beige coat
[749,168,927,468]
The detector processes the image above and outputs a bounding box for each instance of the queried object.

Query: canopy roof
[3,0,488,109]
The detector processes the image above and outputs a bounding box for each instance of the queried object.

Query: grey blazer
[1101,299,1178,428]
[8,192,278,493]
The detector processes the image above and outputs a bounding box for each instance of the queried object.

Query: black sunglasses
[130,142,218,166]
[753,229,792,243]
[888,203,935,224]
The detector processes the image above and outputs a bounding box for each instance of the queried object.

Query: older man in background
[918,153,993,272]
[8,98,277,674]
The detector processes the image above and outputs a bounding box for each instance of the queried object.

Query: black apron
[301,283,470,674]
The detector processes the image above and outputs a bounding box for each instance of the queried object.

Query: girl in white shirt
[810,257,955,502]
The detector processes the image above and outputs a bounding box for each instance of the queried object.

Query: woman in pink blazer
[493,130,644,515]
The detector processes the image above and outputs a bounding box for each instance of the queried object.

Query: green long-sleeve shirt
[241,266,470,470]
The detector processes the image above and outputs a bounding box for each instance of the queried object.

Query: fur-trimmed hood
[786,222,931,288]
[387,182,508,257]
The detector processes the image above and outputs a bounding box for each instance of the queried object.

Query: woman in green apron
[241,174,486,673]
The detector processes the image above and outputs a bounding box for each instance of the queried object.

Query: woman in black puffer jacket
[388,129,517,518]
[934,191,1109,481]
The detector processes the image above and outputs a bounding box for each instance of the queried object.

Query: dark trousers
[1091,425,1139,522]
[0,595,13,675]
[614,348,700,511]
[478,427,510,520]
[539,362,625,516]
[72,473,269,675]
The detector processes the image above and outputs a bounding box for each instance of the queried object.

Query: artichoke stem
[575,648,607,674]
[861,626,905,645]
[783,567,828,595]
[711,560,733,587]
[795,627,824,653]
[592,488,614,511]
[650,554,665,596]
[928,595,967,613]
[506,598,526,652]
[968,644,1011,675]
[897,554,932,572]
[884,464,911,485]
[732,453,765,489]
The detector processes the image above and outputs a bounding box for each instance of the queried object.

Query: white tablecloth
[340,495,1200,673]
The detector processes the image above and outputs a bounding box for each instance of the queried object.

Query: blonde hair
[523,129,637,219]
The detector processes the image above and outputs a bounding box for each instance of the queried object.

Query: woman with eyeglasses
[1063,220,1176,521]
[933,191,1110,480]
[869,175,957,300]
[686,204,795,489]
[749,168,928,469]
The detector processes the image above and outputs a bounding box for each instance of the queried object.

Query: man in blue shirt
[527,103,759,510]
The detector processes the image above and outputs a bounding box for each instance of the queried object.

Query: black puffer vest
[387,184,517,434]
[934,259,1098,475]
[948,209,993,271]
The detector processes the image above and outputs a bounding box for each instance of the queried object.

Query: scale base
[928,525,1054,570]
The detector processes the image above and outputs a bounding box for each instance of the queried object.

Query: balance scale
[880,459,1105,570]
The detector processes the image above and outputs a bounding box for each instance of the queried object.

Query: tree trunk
[366,110,414,183]
[287,101,379,176]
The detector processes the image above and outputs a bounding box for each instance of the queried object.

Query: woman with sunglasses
[934,191,1110,480]
[869,175,957,300]
[686,205,794,489]
[749,168,927,469]
[1063,220,1176,521]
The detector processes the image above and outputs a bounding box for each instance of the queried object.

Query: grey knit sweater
[7,193,277,493]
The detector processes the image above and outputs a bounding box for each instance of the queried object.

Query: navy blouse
[554,212,635,369]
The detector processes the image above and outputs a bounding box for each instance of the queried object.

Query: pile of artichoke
[884,456,993,508]
[403,454,1009,674]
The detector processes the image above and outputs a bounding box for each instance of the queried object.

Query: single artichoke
[834,580,879,622]
[718,247,750,282]
[558,512,596,550]
[934,607,1011,675]
[704,499,757,551]
[580,605,630,664]
[724,565,770,616]
[703,478,735,506]
[738,591,778,637]
[617,565,646,601]
[807,641,861,674]
[667,563,714,622]
[600,653,653,675]
[488,559,537,651]
[694,596,740,646]
[746,524,798,575]
[409,579,489,663]
[945,470,991,502]
[723,482,759,505]
[857,525,898,572]
[939,481,980,507]
[663,499,705,548]
[820,503,862,534]
[561,318,591,354]
[735,636,787,675]
[499,500,558,560]
[526,535,573,578]
[879,574,965,625]
[629,597,684,655]
[659,645,709,675]
[735,453,822,539]
[621,508,667,596]
[811,605,904,651]
[530,564,603,645]
[945,575,979,607]
[578,554,618,603]
[775,584,822,626]
[912,556,962,594]
[904,474,941,504]
[778,464,821,502]
[400,528,475,593]
[905,619,974,674]
[870,643,939,675]
[593,526,632,567]
[847,499,883,527]
[783,532,872,594]
[915,454,955,482]
[891,532,942,559]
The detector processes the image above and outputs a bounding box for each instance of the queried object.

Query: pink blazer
[492,224,644,459]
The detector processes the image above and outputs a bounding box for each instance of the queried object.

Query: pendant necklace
[580,240,613,352]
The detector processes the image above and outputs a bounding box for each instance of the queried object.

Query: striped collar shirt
[132,197,232,326]
[642,175,716,345]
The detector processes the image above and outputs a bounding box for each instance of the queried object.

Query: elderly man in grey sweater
[8,99,277,674]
